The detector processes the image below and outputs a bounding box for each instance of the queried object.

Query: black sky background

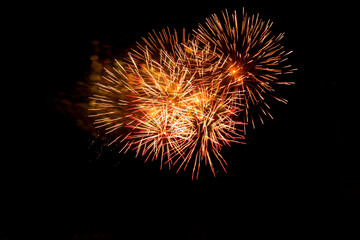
[2,1,358,239]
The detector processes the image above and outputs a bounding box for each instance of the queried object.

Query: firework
[194,9,296,128]
[174,80,245,179]
[89,8,295,179]
[90,51,193,169]
[90,43,245,179]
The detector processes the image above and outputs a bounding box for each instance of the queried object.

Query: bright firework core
[89,9,296,179]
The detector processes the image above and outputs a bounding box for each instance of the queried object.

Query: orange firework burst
[194,9,297,128]
[90,45,245,179]
[89,8,295,179]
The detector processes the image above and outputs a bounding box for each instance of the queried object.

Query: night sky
[2,1,358,239]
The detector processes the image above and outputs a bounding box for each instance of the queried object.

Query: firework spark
[131,27,190,62]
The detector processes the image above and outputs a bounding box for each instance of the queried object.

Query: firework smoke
[89,8,295,179]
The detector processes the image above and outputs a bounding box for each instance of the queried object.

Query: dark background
[2,0,358,239]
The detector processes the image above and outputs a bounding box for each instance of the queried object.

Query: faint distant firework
[89,8,295,179]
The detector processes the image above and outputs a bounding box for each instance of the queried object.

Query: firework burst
[89,8,295,179]
[194,9,296,128]
[90,45,245,178]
